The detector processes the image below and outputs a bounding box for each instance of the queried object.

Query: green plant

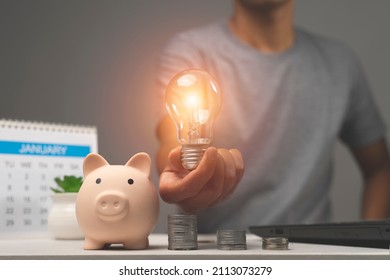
[51,175,83,193]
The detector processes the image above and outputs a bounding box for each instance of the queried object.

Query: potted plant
[47,176,84,240]
[51,176,83,193]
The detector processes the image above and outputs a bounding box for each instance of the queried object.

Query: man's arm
[351,138,390,219]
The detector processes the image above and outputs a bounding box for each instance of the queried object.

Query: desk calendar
[0,119,98,235]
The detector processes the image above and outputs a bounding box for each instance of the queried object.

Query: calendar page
[0,119,98,235]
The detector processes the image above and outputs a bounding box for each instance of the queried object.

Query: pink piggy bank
[76,153,159,250]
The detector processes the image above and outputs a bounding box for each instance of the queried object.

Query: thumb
[183,146,218,183]
[167,146,185,171]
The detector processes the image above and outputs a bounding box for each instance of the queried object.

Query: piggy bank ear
[125,152,151,178]
[83,153,109,177]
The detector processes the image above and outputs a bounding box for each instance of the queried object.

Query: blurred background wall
[1,0,389,232]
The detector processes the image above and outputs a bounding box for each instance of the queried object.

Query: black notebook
[249,219,390,249]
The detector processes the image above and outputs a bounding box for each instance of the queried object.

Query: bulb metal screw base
[181,144,209,170]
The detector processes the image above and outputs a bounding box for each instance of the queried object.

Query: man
[155,0,390,232]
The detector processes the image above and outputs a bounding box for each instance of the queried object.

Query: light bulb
[165,69,222,170]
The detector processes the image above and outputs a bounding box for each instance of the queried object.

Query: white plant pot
[48,193,83,240]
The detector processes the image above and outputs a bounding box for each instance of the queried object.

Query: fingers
[217,148,237,198]
[183,147,219,189]
[159,146,245,214]
[178,148,245,213]
[224,148,245,197]
[159,147,219,202]
[166,146,185,172]
[207,148,245,206]
[178,152,225,213]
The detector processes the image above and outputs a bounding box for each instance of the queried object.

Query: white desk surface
[0,233,389,260]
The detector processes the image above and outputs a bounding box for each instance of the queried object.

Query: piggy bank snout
[95,191,129,222]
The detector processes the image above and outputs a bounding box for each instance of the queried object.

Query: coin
[168,214,198,250]
[217,229,247,250]
[262,237,289,250]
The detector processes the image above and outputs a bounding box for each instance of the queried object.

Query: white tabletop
[0,233,389,260]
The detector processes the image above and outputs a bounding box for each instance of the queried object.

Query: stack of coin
[262,237,289,250]
[168,214,198,250]
[217,230,247,250]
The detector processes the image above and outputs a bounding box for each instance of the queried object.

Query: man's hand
[159,146,244,214]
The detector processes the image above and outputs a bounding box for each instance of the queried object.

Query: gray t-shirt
[156,21,386,232]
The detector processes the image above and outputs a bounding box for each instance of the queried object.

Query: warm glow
[185,93,198,109]
[165,69,222,169]
[177,74,196,87]
[196,109,210,124]
[210,81,218,93]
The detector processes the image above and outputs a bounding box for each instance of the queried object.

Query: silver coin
[262,237,289,250]
[217,230,247,250]
[168,214,198,250]
[218,244,247,250]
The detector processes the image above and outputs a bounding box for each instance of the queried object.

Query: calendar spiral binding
[0,119,97,134]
